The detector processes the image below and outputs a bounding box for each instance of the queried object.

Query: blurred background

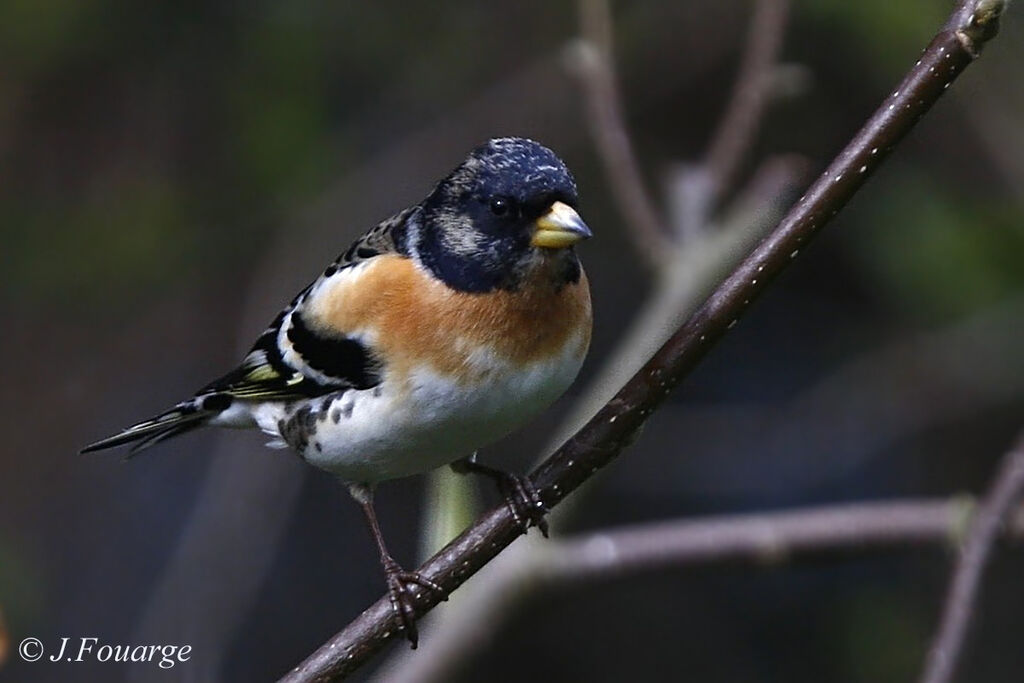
[2,0,1023,681]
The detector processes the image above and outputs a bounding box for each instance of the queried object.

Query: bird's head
[413,137,591,293]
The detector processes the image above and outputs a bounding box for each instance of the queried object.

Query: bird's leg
[451,453,549,537]
[347,483,446,649]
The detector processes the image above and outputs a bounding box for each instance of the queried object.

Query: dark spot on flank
[342,401,354,418]
[202,394,233,412]
[314,441,323,452]
[331,408,341,423]
[356,247,379,259]
[297,405,315,429]
[372,386,382,398]
[324,265,337,277]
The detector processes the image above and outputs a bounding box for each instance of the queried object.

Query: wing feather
[198,207,416,402]
[83,206,418,454]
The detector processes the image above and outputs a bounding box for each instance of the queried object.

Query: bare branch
[920,432,1024,683]
[280,2,1006,680]
[374,498,1024,683]
[673,0,792,240]
[704,0,792,208]
[378,156,806,683]
[541,499,1005,582]
[569,0,671,266]
[402,16,807,674]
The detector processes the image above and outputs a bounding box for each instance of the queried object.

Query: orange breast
[308,254,591,383]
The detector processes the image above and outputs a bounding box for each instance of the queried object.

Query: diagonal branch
[920,432,1024,683]
[280,2,1006,680]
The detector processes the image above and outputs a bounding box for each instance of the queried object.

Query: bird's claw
[495,472,549,537]
[381,557,447,649]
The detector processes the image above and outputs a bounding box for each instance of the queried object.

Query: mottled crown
[439,137,578,208]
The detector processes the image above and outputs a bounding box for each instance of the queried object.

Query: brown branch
[920,432,1024,683]
[375,157,808,683]
[392,12,806,674]
[703,0,792,210]
[374,497,1024,683]
[279,2,1006,680]
[571,0,671,266]
[374,496,1024,683]
[536,153,807,478]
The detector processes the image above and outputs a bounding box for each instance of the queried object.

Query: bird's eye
[489,197,511,216]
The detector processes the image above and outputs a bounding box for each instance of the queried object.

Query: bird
[81,137,593,646]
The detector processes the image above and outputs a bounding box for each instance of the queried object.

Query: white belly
[251,332,586,483]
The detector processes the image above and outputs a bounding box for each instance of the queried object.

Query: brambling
[82,137,593,646]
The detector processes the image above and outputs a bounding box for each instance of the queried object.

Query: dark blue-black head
[411,137,592,293]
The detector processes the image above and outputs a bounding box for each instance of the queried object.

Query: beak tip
[532,201,592,248]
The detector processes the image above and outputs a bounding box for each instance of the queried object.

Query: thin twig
[704,0,792,208]
[674,0,792,240]
[280,2,1005,680]
[920,433,1024,683]
[571,0,671,266]
[540,499,1002,582]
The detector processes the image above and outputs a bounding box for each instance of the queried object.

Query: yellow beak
[531,201,593,249]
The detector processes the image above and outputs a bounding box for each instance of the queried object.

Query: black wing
[196,206,417,402]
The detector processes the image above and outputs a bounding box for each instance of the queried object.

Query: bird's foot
[381,556,446,649]
[493,470,549,537]
[452,456,550,536]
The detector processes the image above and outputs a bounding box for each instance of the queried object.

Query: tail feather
[80,405,210,455]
